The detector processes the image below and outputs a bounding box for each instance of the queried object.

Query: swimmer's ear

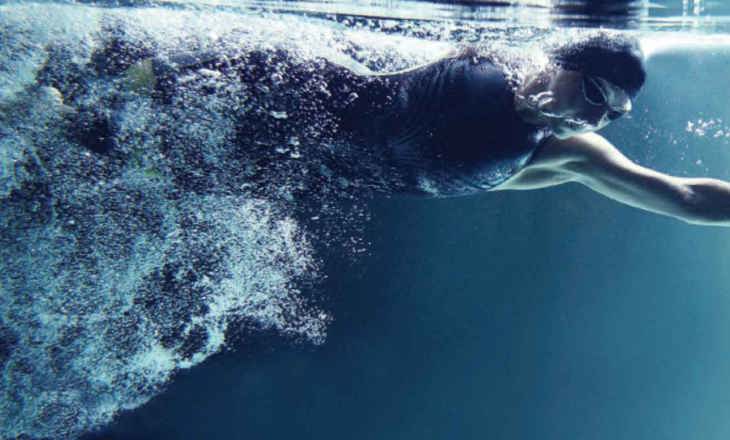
[534,91,555,111]
[516,90,557,117]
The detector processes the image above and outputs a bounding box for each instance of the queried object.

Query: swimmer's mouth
[553,122,587,136]
[563,118,592,130]
[567,123,589,132]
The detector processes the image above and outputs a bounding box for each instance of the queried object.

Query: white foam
[0,6,337,438]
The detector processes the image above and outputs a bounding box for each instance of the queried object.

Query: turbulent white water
[2,0,499,434]
[0,4,372,439]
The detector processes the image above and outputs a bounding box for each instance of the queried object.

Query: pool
[2,1,730,439]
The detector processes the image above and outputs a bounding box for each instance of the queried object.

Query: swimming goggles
[582,75,632,121]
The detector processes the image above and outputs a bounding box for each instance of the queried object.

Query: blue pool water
[2,1,730,439]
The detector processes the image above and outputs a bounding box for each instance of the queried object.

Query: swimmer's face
[539,69,632,139]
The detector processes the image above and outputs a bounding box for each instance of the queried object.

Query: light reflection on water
[30,0,730,33]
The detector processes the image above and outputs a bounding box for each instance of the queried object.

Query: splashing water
[0,54,331,433]
[0,5,367,439]
[2,0,508,435]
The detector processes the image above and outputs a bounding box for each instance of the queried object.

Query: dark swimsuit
[333,52,552,195]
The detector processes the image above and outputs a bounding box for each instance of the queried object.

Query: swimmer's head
[518,33,646,139]
[552,33,646,99]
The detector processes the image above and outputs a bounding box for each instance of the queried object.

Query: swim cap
[551,33,646,98]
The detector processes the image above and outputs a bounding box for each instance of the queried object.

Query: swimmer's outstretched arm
[496,133,730,227]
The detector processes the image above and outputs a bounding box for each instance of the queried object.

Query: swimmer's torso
[326,50,551,196]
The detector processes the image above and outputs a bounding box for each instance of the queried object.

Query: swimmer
[46,31,730,226]
[342,33,730,226]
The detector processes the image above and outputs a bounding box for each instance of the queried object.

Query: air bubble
[270,110,288,119]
